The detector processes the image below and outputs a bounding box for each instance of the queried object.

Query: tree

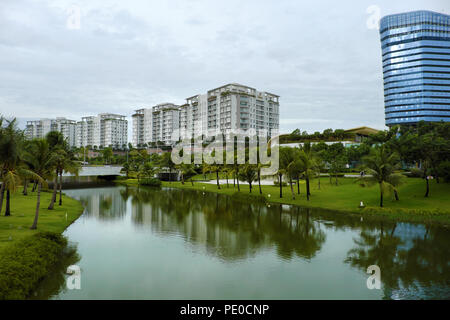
[0,118,26,216]
[298,143,317,201]
[23,139,55,229]
[177,163,196,185]
[275,147,292,198]
[57,149,80,206]
[46,131,67,210]
[159,152,175,182]
[238,164,257,193]
[121,162,131,178]
[102,147,113,165]
[138,161,159,183]
[313,157,326,190]
[358,145,404,207]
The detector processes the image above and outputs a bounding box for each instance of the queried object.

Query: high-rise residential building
[380,10,450,126]
[179,83,279,138]
[25,117,77,147]
[76,113,127,149]
[132,103,180,147]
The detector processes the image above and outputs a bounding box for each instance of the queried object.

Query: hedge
[139,178,162,187]
[0,232,68,300]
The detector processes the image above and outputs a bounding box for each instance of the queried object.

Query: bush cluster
[139,178,162,187]
[0,232,68,300]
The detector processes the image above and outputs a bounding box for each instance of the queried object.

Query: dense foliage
[0,232,68,299]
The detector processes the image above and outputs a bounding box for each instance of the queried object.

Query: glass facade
[380,11,450,126]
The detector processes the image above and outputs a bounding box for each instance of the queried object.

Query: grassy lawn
[157,177,450,225]
[0,188,84,251]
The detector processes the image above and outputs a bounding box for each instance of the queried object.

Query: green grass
[155,177,450,225]
[0,188,84,252]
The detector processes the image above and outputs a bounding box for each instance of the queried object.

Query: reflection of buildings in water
[80,187,127,220]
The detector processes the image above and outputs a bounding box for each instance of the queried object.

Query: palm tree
[23,139,56,229]
[48,147,65,210]
[238,164,257,193]
[159,152,175,182]
[210,164,221,189]
[277,147,293,199]
[0,118,25,216]
[177,163,196,185]
[58,150,80,206]
[313,157,326,190]
[121,162,130,178]
[358,145,404,207]
[298,143,317,201]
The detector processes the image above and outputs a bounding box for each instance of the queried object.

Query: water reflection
[345,222,450,299]
[126,186,450,298]
[35,186,450,299]
[31,243,81,300]
[77,187,127,220]
[127,187,327,261]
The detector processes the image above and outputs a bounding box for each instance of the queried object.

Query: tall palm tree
[298,143,317,201]
[58,150,80,206]
[313,157,326,190]
[358,145,404,207]
[238,164,257,193]
[0,118,25,216]
[23,139,56,229]
[48,147,65,210]
[277,147,294,199]
[177,163,195,185]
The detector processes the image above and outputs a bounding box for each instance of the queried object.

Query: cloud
[0,0,447,137]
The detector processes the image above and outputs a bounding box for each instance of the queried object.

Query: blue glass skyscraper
[380,11,450,126]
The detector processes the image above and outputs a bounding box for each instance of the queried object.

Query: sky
[0,0,449,137]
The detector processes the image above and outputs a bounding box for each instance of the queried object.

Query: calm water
[33,186,450,300]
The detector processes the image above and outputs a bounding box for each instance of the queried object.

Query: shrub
[273,180,287,187]
[139,178,162,187]
[436,161,450,182]
[0,232,68,300]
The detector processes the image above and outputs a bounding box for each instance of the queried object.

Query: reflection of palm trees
[128,186,327,262]
[345,222,450,299]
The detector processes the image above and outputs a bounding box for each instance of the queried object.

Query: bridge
[62,165,124,177]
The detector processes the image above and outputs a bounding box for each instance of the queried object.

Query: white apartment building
[180,83,279,139]
[25,117,77,147]
[132,103,180,147]
[76,113,127,149]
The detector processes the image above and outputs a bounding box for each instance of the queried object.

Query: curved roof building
[380,11,450,126]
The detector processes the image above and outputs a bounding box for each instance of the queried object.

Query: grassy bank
[150,177,450,225]
[0,188,84,299]
[0,189,84,250]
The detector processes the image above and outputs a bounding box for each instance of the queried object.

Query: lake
[33,186,450,299]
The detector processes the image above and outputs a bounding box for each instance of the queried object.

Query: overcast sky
[0,0,449,136]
